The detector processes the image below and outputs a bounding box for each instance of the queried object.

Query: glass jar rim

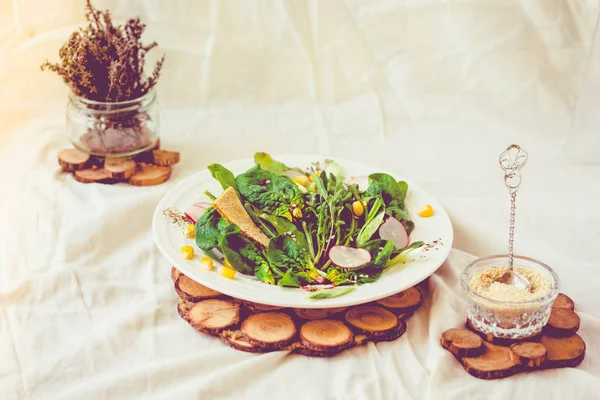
[460,254,560,307]
[68,88,156,107]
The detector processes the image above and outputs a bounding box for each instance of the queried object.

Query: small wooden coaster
[441,292,585,379]
[58,141,179,186]
[171,267,424,357]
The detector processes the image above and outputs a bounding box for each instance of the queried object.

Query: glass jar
[461,255,559,340]
[66,89,159,157]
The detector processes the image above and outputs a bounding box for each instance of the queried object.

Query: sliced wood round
[300,319,353,353]
[129,165,171,186]
[241,301,284,312]
[241,312,297,349]
[175,275,221,302]
[345,306,399,338]
[104,159,137,180]
[58,149,90,171]
[293,307,347,320]
[171,266,183,282]
[152,150,181,166]
[552,293,575,310]
[544,308,580,337]
[510,342,547,368]
[540,334,586,368]
[441,328,484,358]
[375,287,423,315]
[462,342,520,380]
[222,331,264,353]
[74,168,115,184]
[188,299,240,335]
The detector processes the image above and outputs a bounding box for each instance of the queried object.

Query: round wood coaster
[171,267,424,357]
[441,292,585,380]
[58,145,179,186]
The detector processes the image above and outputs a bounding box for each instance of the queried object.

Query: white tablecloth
[1,1,600,399]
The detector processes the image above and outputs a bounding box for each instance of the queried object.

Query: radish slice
[283,169,304,179]
[347,175,369,190]
[379,217,409,249]
[328,245,371,269]
[184,202,210,223]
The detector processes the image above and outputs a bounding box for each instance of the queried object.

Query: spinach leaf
[267,235,311,270]
[308,286,355,299]
[277,269,301,287]
[244,203,308,249]
[356,210,385,247]
[369,239,394,269]
[195,207,232,251]
[367,173,407,203]
[208,163,237,191]
[254,152,302,175]
[220,232,275,283]
[236,165,301,220]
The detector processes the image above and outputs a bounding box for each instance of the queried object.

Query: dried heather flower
[41,0,164,102]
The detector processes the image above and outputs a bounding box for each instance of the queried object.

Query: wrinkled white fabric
[1,1,600,399]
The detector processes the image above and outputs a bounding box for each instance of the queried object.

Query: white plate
[153,155,453,308]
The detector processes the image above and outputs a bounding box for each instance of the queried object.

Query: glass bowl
[460,255,559,339]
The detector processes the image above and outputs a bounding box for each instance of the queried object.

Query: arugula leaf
[278,269,301,287]
[208,163,237,191]
[195,207,232,251]
[236,165,301,220]
[254,152,302,175]
[308,286,356,299]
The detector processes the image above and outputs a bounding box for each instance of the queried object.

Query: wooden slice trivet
[238,300,284,312]
[344,306,399,339]
[442,292,586,379]
[241,312,297,349]
[539,334,586,368]
[300,319,353,354]
[104,159,137,180]
[552,293,575,310]
[510,342,547,368]
[175,275,221,302]
[129,165,171,186]
[544,307,580,337]
[375,287,423,315]
[462,342,520,380]
[186,299,240,335]
[440,328,484,358]
[293,307,347,320]
[171,266,183,282]
[58,149,90,171]
[221,330,264,353]
[58,145,178,186]
[74,168,115,184]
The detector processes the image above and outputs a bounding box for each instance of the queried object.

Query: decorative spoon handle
[499,145,528,269]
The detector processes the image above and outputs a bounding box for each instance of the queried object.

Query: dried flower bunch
[41,0,164,102]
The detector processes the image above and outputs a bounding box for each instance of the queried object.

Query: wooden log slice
[375,318,407,342]
[221,330,267,353]
[58,149,90,171]
[540,334,586,368]
[74,168,116,184]
[441,328,485,358]
[344,306,399,339]
[152,150,180,166]
[376,287,423,315]
[241,312,297,349]
[509,342,547,368]
[466,318,541,346]
[544,308,580,338]
[240,300,284,313]
[293,307,347,320]
[300,319,353,353]
[175,275,221,302]
[188,299,240,335]
[104,159,137,180]
[129,165,171,186]
[171,266,183,282]
[151,138,161,150]
[552,293,575,310]
[462,342,520,380]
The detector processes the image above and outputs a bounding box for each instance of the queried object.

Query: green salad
[194,152,423,294]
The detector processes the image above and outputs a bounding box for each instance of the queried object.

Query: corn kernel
[219,266,236,279]
[293,175,309,187]
[292,208,303,218]
[200,257,214,270]
[352,201,364,217]
[362,200,367,207]
[308,174,314,182]
[185,224,195,238]
[181,245,194,259]
[418,204,435,218]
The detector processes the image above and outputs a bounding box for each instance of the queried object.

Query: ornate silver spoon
[495,144,531,292]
